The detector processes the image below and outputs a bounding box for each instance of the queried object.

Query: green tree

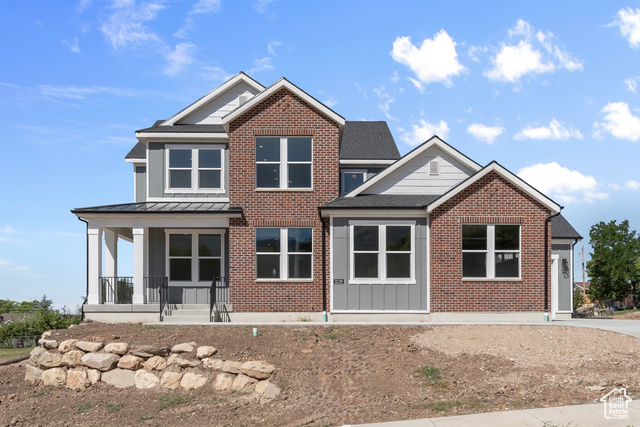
[587,220,640,304]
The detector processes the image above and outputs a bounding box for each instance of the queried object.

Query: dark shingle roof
[552,214,582,240]
[340,121,400,160]
[136,122,226,133]
[125,141,146,160]
[72,202,241,214]
[322,194,440,209]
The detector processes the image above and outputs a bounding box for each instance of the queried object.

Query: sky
[1,0,640,310]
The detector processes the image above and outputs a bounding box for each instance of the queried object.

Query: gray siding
[135,166,146,202]
[332,217,428,311]
[179,82,261,125]
[552,244,573,312]
[148,228,165,277]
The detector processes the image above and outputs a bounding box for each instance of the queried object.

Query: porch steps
[162,304,211,324]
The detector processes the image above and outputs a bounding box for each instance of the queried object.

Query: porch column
[104,230,118,278]
[87,226,102,305]
[132,227,145,304]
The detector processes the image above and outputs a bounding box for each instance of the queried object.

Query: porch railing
[158,278,169,322]
[144,276,167,304]
[99,276,168,304]
[210,277,229,322]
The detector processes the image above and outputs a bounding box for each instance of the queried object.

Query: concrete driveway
[553,318,640,338]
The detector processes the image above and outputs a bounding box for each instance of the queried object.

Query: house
[72,72,581,323]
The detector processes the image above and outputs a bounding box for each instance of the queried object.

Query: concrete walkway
[350,400,640,426]
[553,318,640,338]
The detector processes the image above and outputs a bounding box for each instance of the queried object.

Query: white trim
[341,169,367,195]
[339,159,396,165]
[135,132,229,140]
[222,78,345,127]
[427,162,562,214]
[322,209,426,218]
[255,136,313,190]
[165,144,226,194]
[426,215,431,313]
[125,158,147,164]
[162,73,265,126]
[462,224,522,280]
[165,229,226,287]
[145,197,230,203]
[551,254,559,319]
[345,136,481,198]
[255,227,313,281]
[329,216,334,312]
[75,216,233,229]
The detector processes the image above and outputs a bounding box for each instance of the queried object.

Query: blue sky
[2,0,640,309]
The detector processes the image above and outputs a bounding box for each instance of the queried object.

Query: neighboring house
[72,72,581,323]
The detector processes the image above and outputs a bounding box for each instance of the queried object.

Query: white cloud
[0,226,18,235]
[611,180,640,190]
[254,0,276,14]
[485,19,582,84]
[593,102,640,141]
[77,0,92,13]
[62,37,80,53]
[514,118,583,140]
[518,162,608,204]
[625,76,639,93]
[390,30,466,87]
[190,0,221,14]
[390,71,400,83]
[199,66,232,82]
[467,44,487,62]
[323,96,337,108]
[400,119,449,146]
[267,40,283,56]
[467,123,505,144]
[249,57,274,74]
[611,8,640,48]
[38,85,136,100]
[373,86,397,121]
[164,43,195,76]
[100,0,166,50]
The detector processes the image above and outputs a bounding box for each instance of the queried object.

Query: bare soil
[1,322,639,427]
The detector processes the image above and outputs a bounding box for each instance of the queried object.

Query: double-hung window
[255,137,312,189]
[256,228,312,280]
[351,223,414,282]
[341,169,366,195]
[167,231,223,283]
[167,145,224,192]
[462,224,520,279]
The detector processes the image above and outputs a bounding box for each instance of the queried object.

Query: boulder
[118,355,144,370]
[34,351,63,369]
[160,371,183,390]
[180,372,208,390]
[24,364,43,383]
[213,373,235,393]
[87,369,101,385]
[76,341,104,353]
[62,350,85,368]
[167,353,200,368]
[196,346,217,359]
[101,369,135,389]
[40,330,53,339]
[66,369,88,390]
[41,367,67,387]
[240,361,275,380]
[255,380,281,404]
[171,342,196,353]
[232,374,258,392]
[39,339,58,350]
[104,342,129,355]
[202,358,223,370]
[58,339,78,353]
[220,360,243,374]
[143,355,167,371]
[81,353,120,371]
[134,370,159,389]
[130,344,170,358]
[30,346,46,359]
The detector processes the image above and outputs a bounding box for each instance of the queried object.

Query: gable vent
[429,160,440,176]
[238,94,251,105]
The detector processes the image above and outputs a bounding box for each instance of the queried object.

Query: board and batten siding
[178,82,262,125]
[331,217,428,311]
[147,142,229,199]
[363,146,474,195]
[135,166,146,202]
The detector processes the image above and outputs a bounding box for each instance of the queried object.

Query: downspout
[544,211,562,321]
[321,214,327,316]
[77,217,89,321]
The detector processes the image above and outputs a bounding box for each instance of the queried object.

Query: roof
[72,202,242,215]
[321,194,440,209]
[340,121,400,160]
[552,214,582,240]
[135,123,226,133]
[125,141,146,160]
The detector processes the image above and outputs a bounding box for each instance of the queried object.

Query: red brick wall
[430,171,552,312]
[228,88,338,312]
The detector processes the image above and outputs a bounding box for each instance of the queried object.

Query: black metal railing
[158,278,169,322]
[100,277,133,304]
[210,276,229,322]
[144,276,167,304]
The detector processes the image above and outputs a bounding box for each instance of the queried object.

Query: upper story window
[341,169,366,195]
[166,145,224,193]
[462,224,520,279]
[255,137,312,189]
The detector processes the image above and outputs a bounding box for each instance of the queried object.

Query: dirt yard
[1,322,639,426]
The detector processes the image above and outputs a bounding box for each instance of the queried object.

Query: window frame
[340,169,367,195]
[255,137,313,190]
[349,221,416,284]
[165,144,225,194]
[255,227,313,281]
[165,229,225,285]
[461,224,521,280]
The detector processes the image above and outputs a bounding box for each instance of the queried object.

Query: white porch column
[133,227,146,304]
[87,226,102,305]
[104,230,118,279]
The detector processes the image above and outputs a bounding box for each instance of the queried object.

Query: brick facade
[429,171,552,312]
[228,88,338,312]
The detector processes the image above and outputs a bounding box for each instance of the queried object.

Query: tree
[587,220,640,305]
[35,294,53,311]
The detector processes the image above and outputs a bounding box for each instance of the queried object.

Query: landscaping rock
[167,353,200,368]
[241,361,275,380]
[202,358,223,370]
[171,342,196,353]
[118,355,144,370]
[24,364,43,383]
[232,374,258,392]
[40,330,53,339]
[81,353,120,371]
[34,351,63,369]
[143,355,167,371]
[30,346,46,360]
[76,341,104,353]
[101,369,135,389]
[160,371,183,390]
[62,350,85,368]
[104,342,129,355]
[66,369,88,390]
[220,360,243,374]
[255,380,281,404]
[39,339,58,350]
[41,367,67,387]
[213,373,235,392]
[130,344,170,358]
[134,370,159,389]
[196,346,217,359]
[58,339,78,353]
[87,369,101,385]
[180,372,207,390]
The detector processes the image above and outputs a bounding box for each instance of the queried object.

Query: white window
[341,169,366,195]
[255,137,312,189]
[166,145,224,192]
[350,222,415,283]
[256,228,312,280]
[166,230,224,283]
[462,225,520,279]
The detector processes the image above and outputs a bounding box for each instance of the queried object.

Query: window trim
[255,227,314,281]
[349,221,416,284]
[461,224,521,280]
[165,229,226,286]
[165,144,225,194]
[255,137,313,190]
[340,169,367,195]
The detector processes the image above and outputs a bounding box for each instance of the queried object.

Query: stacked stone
[25,337,280,404]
